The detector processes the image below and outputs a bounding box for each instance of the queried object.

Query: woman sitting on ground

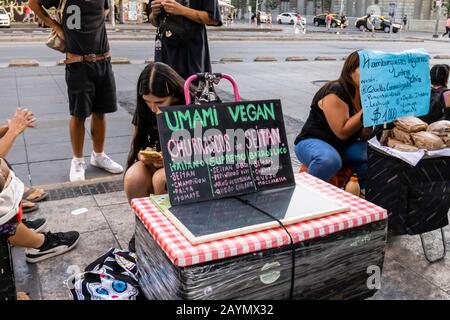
[124,62,195,203]
[294,51,370,187]
[0,158,79,263]
[420,64,450,123]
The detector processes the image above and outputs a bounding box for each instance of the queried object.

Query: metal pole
[111,0,116,28]
[340,0,344,16]
[433,0,442,38]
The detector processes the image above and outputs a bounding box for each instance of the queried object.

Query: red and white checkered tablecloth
[131,173,387,267]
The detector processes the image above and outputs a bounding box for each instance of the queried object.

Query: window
[0,8,6,14]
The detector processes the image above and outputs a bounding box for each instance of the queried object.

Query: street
[0,38,449,66]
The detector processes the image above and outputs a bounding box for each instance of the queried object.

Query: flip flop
[21,200,40,214]
[22,187,48,203]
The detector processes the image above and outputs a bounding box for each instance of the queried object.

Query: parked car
[257,11,269,23]
[355,15,402,33]
[0,7,11,28]
[277,12,306,25]
[313,13,343,28]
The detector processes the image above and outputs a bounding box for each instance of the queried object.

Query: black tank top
[295,81,361,150]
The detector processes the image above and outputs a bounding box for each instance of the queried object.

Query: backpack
[65,248,146,300]
[420,87,450,124]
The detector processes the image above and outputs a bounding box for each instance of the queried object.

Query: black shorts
[65,59,118,118]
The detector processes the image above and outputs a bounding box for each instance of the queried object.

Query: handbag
[65,248,146,300]
[46,0,67,53]
[157,1,201,47]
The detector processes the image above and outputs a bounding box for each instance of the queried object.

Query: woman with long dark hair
[294,51,369,186]
[124,62,194,203]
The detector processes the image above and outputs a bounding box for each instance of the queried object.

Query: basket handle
[184,73,241,105]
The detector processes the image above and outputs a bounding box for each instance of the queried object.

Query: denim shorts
[0,215,19,238]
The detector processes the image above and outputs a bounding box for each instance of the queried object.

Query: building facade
[278,0,441,20]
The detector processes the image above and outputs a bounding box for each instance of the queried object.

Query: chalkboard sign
[358,49,431,127]
[157,100,295,205]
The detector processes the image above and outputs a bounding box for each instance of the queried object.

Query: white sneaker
[90,152,124,174]
[70,158,87,182]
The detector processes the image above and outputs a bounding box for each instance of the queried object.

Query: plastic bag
[394,116,428,133]
[411,131,446,150]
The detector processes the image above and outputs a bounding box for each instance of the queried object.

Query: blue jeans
[295,138,368,187]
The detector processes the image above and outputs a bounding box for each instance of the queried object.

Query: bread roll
[392,127,413,145]
[428,120,450,134]
[411,131,446,150]
[387,138,419,152]
[394,117,428,133]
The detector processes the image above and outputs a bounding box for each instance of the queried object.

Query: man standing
[149,0,222,80]
[30,0,123,182]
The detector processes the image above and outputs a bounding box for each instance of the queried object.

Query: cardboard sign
[157,100,295,206]
[358,49,431,127]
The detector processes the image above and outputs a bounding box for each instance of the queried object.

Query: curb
[5,53,450,69]
[434,55,450,59]
[111,57,131,64]
[254,56,277,62]
[8,59,40,67]
[35,175,123,191]
[315,56,337,61]
[220,57,244,63]
[286,56,308,62]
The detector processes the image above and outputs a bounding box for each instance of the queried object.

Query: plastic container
[345,175,361,196]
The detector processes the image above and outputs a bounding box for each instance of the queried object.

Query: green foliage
[266,0,279,11]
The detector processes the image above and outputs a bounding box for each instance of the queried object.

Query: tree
[265,0,279,11]
[445,0,450,17]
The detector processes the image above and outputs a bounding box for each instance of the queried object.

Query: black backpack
[420,87,450,124]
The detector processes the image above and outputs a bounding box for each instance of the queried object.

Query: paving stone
[26,141,90,162]
[28,196,109,234]
[10,163,30,186]
[94,191,128,207]
[101,203,135,248]
[370,257,450,300]
[24,127,89,145]
[11,247,42,300]
[6,144,27,165]
[385,227,450,292]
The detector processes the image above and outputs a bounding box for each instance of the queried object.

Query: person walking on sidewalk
[30,0,124,182]
[402,14,408,31]
[149,0,222,80]
[23,4,32,23]
[443,17,450,38]
[325,13,333,31]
